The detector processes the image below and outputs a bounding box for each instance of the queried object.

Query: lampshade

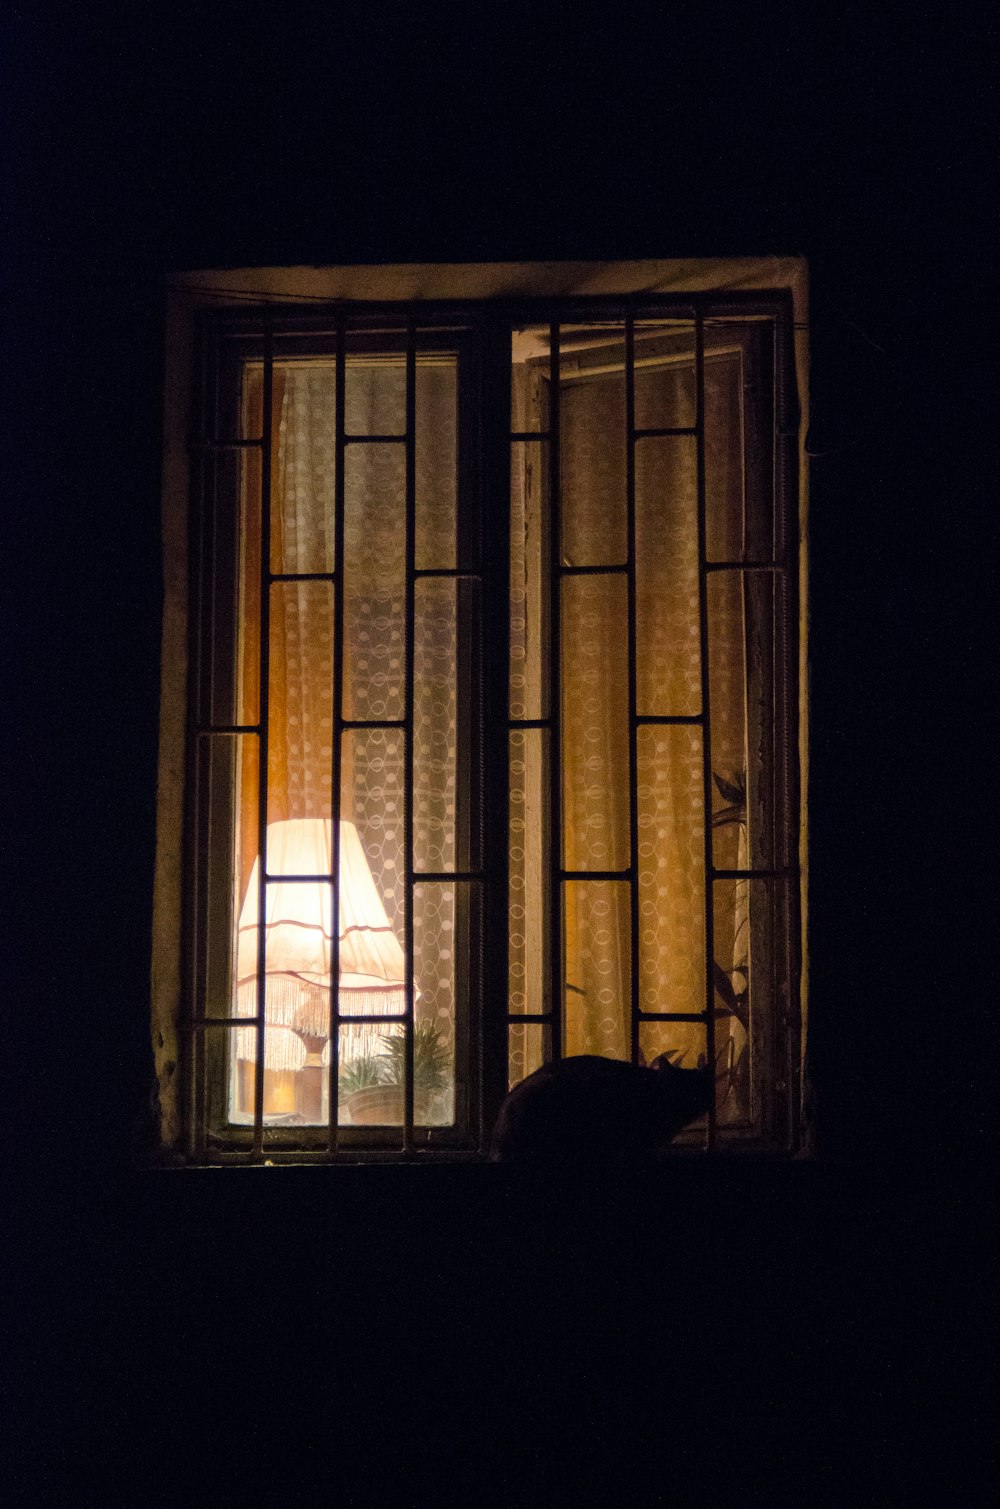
[235,818,407,1070]
[234,1023,307,1072]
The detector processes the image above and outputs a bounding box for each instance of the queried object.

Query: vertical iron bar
[483,319,513,1144]
[547,318,563,1063]
[695,313,717,1149]
[253,322,274,1158]
[327,319,346,1152]
[187,345,210,1157]
[404,319,417,1146]
[625,312,640,1066]
[776,300,802,1152]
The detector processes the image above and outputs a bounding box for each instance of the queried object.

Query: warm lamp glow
[235,818,406,1073]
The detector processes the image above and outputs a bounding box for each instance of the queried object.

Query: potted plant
[344,1022,451,1126]
[339,1053,388,1124]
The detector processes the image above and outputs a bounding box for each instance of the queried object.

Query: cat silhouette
[491,1053,713,1163]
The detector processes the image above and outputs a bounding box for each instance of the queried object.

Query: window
[152,261,807,1162]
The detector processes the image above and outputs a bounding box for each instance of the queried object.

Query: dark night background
[4,5,993,1502]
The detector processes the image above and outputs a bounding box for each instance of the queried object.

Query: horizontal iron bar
[189,437,262,450]
[338,1013,410,1025]
[197,724,260,736]
[508,718,551,729]
[507,1014,553,1024]
[559,869,631,882]
[264,872,333,884]
[341,718,406,730]
[412,568,482,579]
[705,560,787,573]
[634,713,703,726]
[711,868,795,881]
[343,433,406,444]
[560,562,627,577]
[269,571,336,584]
[633,426,698,439]
[638,1012,709,1023]
[413,871,481,883]
[187,1018,261,1030]
[187,1014,488,1038]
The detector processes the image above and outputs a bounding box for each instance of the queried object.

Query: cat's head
[648,1052,714,1134]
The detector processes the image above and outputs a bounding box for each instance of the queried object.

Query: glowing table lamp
[233,818,407,1118]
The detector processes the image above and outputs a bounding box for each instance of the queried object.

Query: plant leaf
[712,770,746,806]
[713,960,738,1009]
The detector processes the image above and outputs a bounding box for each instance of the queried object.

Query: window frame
[151,262,808,1165]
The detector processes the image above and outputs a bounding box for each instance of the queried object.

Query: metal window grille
[184,294,801,1162]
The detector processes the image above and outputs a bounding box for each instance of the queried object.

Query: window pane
[338,1021,405,1126]
[234,442,262,726]
[223,1024,258,1132]
[633,319,696,431]
[414,578,458,874]
[343,728,405,932]
[198,732,258,1023]
[271,367,336,575]
[561,574,630,872]
[509,728,549,1016]
[413,880,460,1127]
[563,880,631,1059]
[229,1025,323,1125]
[703,322,780,565]
[266,580,334,824]
[332,776,409,1124]
[200,446,251,727]
[635,436,700,716]
[636,725,706,1017]
[510,325,551,432]
[508,1023,549,1090]
[345,358,406,435]
[637,1022,709,1141]
[509,439,550,720]
[560,327,626,567]
[344,444,406,722]
[706,571,750,873]
[712,878,792,1136]
[639,1019,706,1070]
[415,357,457,570]
[704,340,746,563]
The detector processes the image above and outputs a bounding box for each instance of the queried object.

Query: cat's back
[491,1054,692,1163]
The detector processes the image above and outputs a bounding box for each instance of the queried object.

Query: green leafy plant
[338,1054,388,1096]
[379,1022,451,1094]
[710,766,751,1114]
[711,768,747,830]
[710,766,750,1030]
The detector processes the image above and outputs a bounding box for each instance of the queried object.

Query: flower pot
[346,1085,433,1125]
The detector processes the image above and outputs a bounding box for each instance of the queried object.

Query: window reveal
[185,297,800,1159]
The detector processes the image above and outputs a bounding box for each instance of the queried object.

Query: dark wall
[6,8,991,1500]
